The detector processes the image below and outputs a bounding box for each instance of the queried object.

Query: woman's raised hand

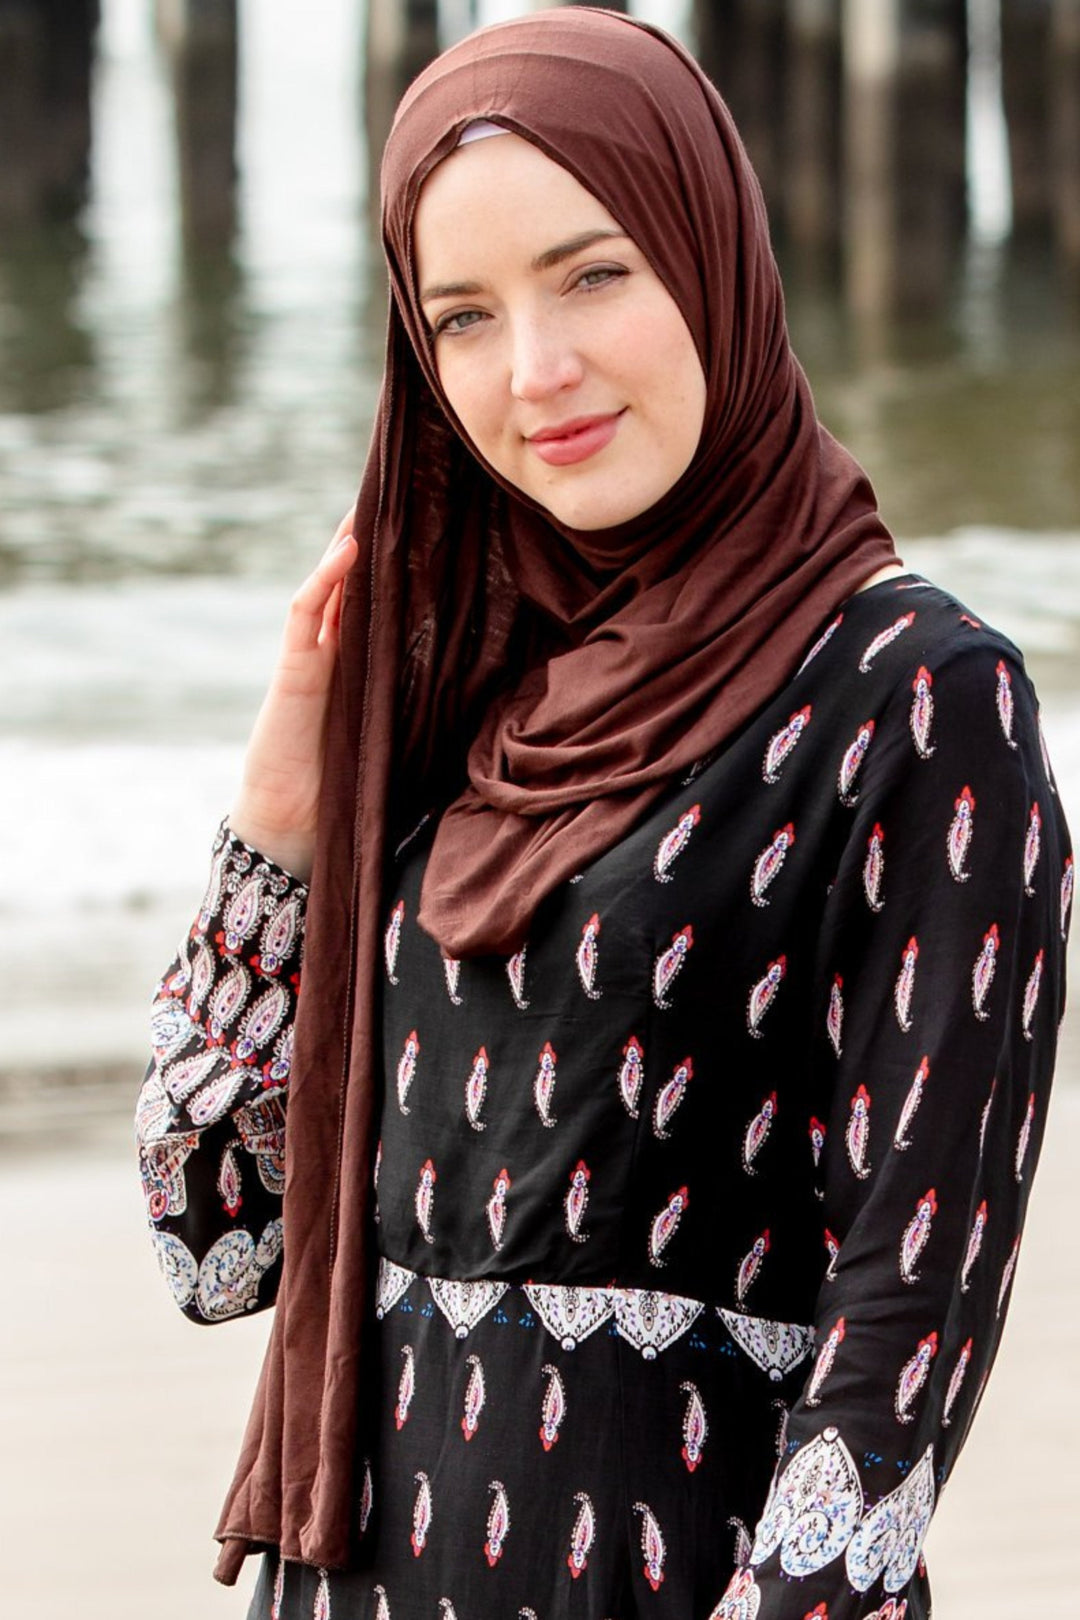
[227,511,359,881]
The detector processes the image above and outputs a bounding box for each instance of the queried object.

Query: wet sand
[1,1037,1078,1620]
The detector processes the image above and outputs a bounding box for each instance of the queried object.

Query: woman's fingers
[281,517,358,656]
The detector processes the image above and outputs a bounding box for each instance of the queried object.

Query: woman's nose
[509,314,584,401]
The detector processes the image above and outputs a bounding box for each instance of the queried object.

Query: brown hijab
[213,7,896,1581]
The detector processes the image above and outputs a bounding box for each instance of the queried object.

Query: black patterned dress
[138,577,1071,1620]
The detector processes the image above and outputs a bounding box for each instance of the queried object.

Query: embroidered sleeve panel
[732,642,1071,1618]
[137,820,307,1322]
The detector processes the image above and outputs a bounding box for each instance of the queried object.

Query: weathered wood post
[0,0,99,226]
[1002,0,1053,236]
[693,0,787,213]
[1050,0,1080,270]
[785,0,843,260]
[365,0,439,218]
[156,0,239,249]
[895,0,968,303]
[843,0,967,328]
[842,0,903,327]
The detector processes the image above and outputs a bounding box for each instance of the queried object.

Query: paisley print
[484,1479,510,1567]
[750,1426,864,1577]
[567,1491,596,1579]
[805,1317,845,1407]
[942,1338,973,1427]
[565,1160,591,1244]
[735,1230,770,1305]
[909,665,935,758]
[893,1055,930,1151]
[359,1459,373,1535]
[826,974,843,1058]
[946,786,975,882]
[858,611,915,672]
[748,955,786,1037]
[395,1029,420,1115]
[533,1041,558,1128]
[376,1257,416,1319]
[710,1567,762,1620]
[577,913,603,1000]
[751,823,795,906]
[633,1501,667,1591]
[719,1311,813,1381]
[1021,948,1044,1039]
[655,803,701,881]
[995,658,1018,748]
[395,1344,416,1431]
[972,922,1000,1020]
[313,1569,331,1620]
[506,947,529,1009]
[895,1332,938,1423]
[410,1471,432,1557]
[680,1380,708,1472]
[653,925,694,1008]
[845,1445,935,1594]
[384,900,404,985]
[523,1284,613,1351]
[615,1289,704,1359]
[863,823,885,911]
[618,1035,646,1118]
[893,936,918,1032]
[539,1362,566,1450]
[415,1158,436,1244]
[837,719,875,806]
[443,955,463,1005]
[649,1186,689,1267]
[846,1084,872,1180]
[429,1277,509,1338]
[965,1198,990,1296]
[763,705,812,784]
[464,1046,490,1131]
[1023,801,1041,894]
[1062,854,1075,940]
[997,1233,1021,1315]
[743,1091,778,1173]
[1015,1092,1036,1182]
[899,1189,937,1284]
[654,1058,693,1139]
[797,611,843,673]
[487,1167,511,1251]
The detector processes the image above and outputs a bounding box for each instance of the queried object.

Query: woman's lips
[526,412,622,466]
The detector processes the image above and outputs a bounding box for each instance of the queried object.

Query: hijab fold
[213,7,896,1580]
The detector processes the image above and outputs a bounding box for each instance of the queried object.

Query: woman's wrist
[226,801,315,883]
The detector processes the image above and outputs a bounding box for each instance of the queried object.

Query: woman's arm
[136,822,308,1322]
[137,516,357,1320]
[714,639,1070,1619]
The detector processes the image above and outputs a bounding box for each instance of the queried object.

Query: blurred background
[0,1,1077,1616]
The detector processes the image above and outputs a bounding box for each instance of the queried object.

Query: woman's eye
[432,309,486,338]
[573,265,627,292]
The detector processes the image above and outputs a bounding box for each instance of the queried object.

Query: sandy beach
[1,1028,1077,1620]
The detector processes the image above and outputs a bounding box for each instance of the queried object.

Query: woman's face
[413,133,707,531]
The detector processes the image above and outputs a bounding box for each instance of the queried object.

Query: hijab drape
[213,6,897,1580]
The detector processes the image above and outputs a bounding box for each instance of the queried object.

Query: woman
[137,10,1071,1620]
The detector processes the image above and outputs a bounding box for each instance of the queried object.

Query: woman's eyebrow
[419,229,629,305]
[530,228,629,272]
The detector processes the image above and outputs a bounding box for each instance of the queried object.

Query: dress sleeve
[713,639,1071,1620]
[135,820,308,1324]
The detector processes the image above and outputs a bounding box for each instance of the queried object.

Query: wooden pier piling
[1050,0,1080,270]
[156,0,239,249]
[0,0,99,227]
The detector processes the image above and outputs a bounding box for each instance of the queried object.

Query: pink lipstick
[527,412,622,466]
